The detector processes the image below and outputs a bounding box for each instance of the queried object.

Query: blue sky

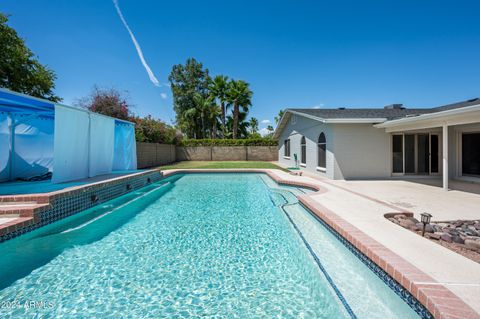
[2,0,480,131]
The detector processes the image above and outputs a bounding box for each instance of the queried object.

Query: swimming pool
[0,173,428,318]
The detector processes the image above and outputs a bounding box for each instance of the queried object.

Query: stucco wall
[277,116,334,179]
[277,116,392,180]
[331,124,391,179]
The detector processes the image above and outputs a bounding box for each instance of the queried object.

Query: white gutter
[375,104,480,128]
[324,118,387,124]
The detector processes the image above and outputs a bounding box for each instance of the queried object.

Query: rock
[474,223,480,230]
[436,223,449,228]
[400,219,417,229]
[394,214,406,219]
[451,235,465,244]
[440,233,452,243]
[408,217,420,224]
[454,220,464,227]
[464,239,480,252]
[429,233,441,240]
[415,223,434,233]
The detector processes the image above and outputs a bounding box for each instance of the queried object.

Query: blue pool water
[0,173,422,318]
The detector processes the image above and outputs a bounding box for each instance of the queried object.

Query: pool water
[0,173,421,318]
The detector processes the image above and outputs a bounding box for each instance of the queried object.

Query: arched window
[300,136,306,165]
[318,133,326,169]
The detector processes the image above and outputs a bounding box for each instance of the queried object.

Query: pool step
[0,203,51,218]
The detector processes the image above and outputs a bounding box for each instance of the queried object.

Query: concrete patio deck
[322,177,480,221]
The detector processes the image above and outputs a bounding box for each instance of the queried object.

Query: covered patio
[375,102,480,190]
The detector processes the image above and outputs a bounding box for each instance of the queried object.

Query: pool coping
[162,169,480,319]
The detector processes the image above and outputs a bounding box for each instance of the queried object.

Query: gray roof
[288,98,480,121]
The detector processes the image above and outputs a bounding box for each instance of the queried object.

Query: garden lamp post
[420,213,432,237]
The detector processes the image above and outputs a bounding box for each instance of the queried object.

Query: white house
[273,98,480,190]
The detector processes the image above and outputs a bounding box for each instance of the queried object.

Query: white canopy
[0,88,137,184]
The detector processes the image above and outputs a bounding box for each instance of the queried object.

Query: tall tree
[0,13,60,101]
[209,75,229,137]
[76,86,131,120]
[227,80,253,139]
[249,117,259,134]
[168,58,210,138]
[192,93,217,138]
[226,111,250,139]
[274,109,285,124]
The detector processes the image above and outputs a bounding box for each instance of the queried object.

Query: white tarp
[12,115,54,179]
[52,105,90,183]
[89,113,115,177]
[113,122,137,171]
[0,112,10,182]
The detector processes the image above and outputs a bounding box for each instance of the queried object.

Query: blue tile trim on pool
[297,201,434,319]
[281,203,358,319]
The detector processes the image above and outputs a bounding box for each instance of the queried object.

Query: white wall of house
[277,115,334,178]
[331,124,391,179]
[277,115,392,180]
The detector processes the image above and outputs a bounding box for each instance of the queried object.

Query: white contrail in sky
[112,0,160,87]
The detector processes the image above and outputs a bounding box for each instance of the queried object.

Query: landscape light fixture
[420,212,432,237]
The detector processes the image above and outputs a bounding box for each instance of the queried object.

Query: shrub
[134,116,178,144]
[179,138,277,147]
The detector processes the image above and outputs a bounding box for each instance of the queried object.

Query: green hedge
[179,138,278,147]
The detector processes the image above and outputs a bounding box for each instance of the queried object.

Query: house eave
[374,104,480,129]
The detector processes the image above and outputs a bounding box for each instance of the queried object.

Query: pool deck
[162,169,480,319]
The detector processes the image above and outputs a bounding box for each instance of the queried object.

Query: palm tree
[249,117,259,134]
[226,111,250,138]
[275,109,285,124]
[207,103,221,139]
[209,75,229,137]
[193,93,215,138]
[227,80,253,139]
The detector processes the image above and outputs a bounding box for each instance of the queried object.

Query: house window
[392,135,403,173]
[284,139,290,157]
[318,132,326,168]
[462,132,480,176]
[300,136,306,165]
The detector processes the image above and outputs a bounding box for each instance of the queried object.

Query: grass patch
[158,161,288,171]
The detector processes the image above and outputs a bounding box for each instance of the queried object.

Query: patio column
[443,124,449,191]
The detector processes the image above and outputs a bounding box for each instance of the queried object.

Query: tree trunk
[212,120,217,139]
[232,103,239,139]
[221,102,226,138]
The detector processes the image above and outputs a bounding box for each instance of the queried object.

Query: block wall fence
[136,143,278,168]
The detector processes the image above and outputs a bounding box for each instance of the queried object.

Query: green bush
[179,138,277,147]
